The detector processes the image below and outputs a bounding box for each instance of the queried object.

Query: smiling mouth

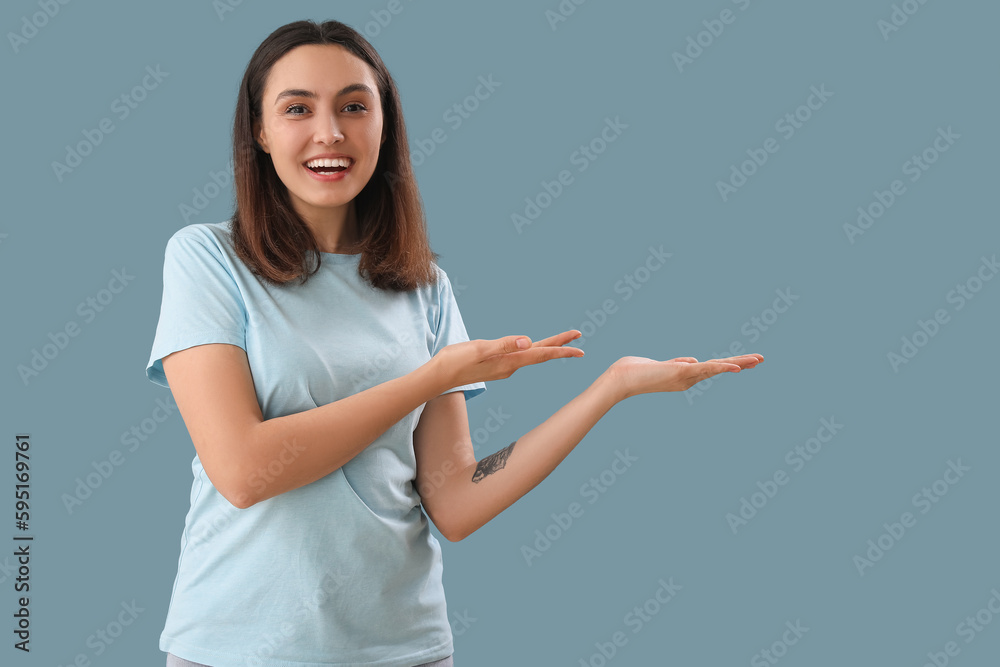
[304,157,354,174]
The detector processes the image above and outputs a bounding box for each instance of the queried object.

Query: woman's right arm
[161,333,581,508]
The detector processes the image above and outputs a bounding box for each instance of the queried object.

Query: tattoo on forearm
[472,440,517,483]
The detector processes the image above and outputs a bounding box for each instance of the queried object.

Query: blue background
[2,0,998,665]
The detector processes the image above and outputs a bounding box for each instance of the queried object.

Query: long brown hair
[230,19,438,291]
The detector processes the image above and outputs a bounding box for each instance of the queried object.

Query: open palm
[609,354,763,398]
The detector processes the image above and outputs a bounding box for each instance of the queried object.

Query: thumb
[501,335,532,352]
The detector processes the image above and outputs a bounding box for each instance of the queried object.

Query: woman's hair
[230,19,438,291]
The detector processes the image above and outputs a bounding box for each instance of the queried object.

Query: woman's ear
[253,122,269,153]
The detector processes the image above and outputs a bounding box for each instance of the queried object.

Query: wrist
[421,353,457,398]
[595,368,630,405]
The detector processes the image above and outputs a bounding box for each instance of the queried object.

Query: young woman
[145,19,762,667]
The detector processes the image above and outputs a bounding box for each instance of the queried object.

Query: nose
[313,115,344,145]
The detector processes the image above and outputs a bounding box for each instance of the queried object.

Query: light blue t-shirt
[145,220,485,667]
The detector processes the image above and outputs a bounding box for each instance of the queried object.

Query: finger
[694,361,742,375]
[728,354,763,363]
[512,346,584,367]
[531,329,582,348]
[708,354,762,368]
[732,355,762,369]
[670,357,698,363]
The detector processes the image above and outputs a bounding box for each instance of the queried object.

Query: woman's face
[254,44,385,229]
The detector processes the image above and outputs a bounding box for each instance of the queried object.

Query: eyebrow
[273,83,375,106]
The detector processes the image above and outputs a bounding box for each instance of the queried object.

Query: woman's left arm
[412,370,622,543]
[413,350,763,542]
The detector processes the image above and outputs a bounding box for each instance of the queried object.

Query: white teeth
[305,157,352,168]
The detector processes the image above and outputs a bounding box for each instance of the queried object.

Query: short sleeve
[145,232,248,388]
[432,268,486,401]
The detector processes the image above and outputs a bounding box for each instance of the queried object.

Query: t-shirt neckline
[320,251,362,264]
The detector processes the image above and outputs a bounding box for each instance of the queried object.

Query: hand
[433,329,585,388]
[608,353,763,399]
